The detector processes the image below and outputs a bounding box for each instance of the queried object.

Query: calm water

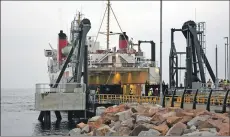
[1,89,76,136]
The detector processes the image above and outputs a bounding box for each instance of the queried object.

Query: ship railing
[35,83,86,94]
[88,61,159,68]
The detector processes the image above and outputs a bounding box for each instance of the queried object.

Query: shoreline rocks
[69,103,230,136]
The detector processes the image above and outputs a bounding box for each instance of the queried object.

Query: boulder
[217,123,230,136]
[162,111,177,118]
[88,116,101,122]
[136,115,152,123]
[183,129,197,134]
[153,122,169,135]
[195,109,212,116]
[95,125,110,136]
[118,126,132,136]
[81,125,90,133]
[179,116,193,124]
[151,113,166,125]
[103,113,119,122]
[115,109,132,121]
[148,106,160,116]
[129,125,149,136]
[197,121,215,129]
[111,121,121,131]
[190,125,196,130]
[77,122,87,129]
[187,115,210,127]
[199,128,217,134]
[130,107,138,113]
[140,123,155,129]
[166,116,183,126]
[182,131,202,136]
[183,130,217,136]
[105,128,119,136]
[166,122,187,136]
[69,128,81,136]
[200,131,217,136]
[138,129,161,136]
[88,118,103,130]
[87,131,94,136]
[121,118,135,129]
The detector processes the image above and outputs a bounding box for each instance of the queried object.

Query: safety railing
[88,61,158,68]
[35,83,86,94]
[91,89,230,113]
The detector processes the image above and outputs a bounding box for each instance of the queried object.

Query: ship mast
[106,0,110,50]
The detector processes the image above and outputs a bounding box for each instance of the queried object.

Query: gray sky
[1,1,229,89]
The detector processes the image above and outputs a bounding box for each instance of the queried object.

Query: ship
[44,1,163,96]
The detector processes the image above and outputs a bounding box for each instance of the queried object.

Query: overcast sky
[1,1,229,89]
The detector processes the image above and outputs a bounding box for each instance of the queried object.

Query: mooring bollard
[192,89,199,109]
[206,89,213,111]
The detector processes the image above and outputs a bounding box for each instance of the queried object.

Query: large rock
[118,126,132,136]
[187,115,210,127]
[183,130,217,136]
[111,121,121,131]
[179,116,193,124]
[183,129,197,134]
[216,123,230,136]
[115,109,132,121]
[140,123,155,129]
[103,104,128,114]
[199,128,217,134]
[81,125,90,133]
[162,111,177,118]
[136,115,152,123]
[105,128,119,136]
[129,125,149,136]
[88,116,101,122]
[151,113,166,125]
[95,125,111,136]
[195,109,212,116]
[153,122,169,135]
[197,120,215,129]
[148,106,160,116]
[166,116,183,126]
[77,122,87,129]
[200,131,217,136]
[182,131,203,136]
[166,122,187,136]
[69,128,81,136]
[103,113,119,122]
[126,102,139,108]
[138,129,161,136]
[121,118,135,129]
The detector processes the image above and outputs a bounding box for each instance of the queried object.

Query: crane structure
[169,20,216,89]
[36,18,92,124]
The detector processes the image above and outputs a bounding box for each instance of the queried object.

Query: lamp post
[215,45,218,89]
[224,37,229,80]
[160,0,163,106]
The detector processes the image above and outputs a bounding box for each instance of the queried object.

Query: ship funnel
[119,32,129,50]
[58,30,67,62]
